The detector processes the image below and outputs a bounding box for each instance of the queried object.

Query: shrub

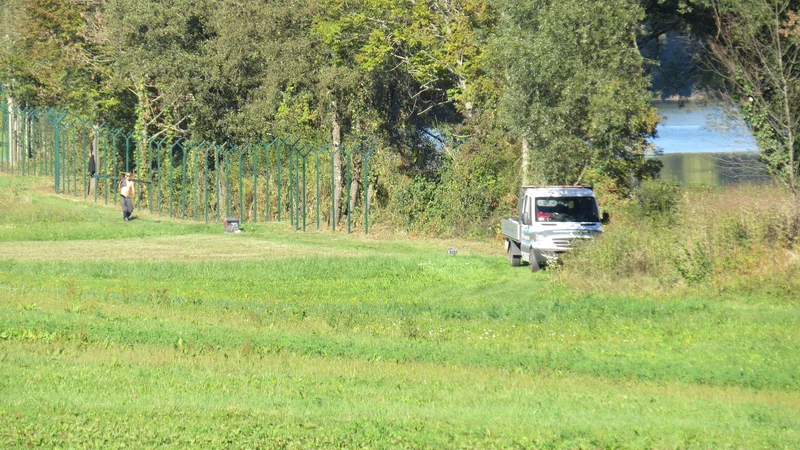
[558,184,799,296]
[672,238,713,285]
[631,178,681,221]
[382,143,517,238]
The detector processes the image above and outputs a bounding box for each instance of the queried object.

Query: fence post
[252,143,258,223]
[19,108,28,177]
[346,147,352,234]
[182,143,188,220]
[80,120,88,198]
[112,129,122,205]
[277,139,282,222]
[6,97,14,171]
[38,110,46,176]
[302,145,308,231]
[288,143,294,226]
[362,147,374,235]
[316,146,321,231]
[215,144,221,222]
[297,146,302,230]
[125,131,130,173]
[204,144,209,223]
[194,141,203,221]
[71,121,78,196]
[265,139,273,222]
[64,120,72,194]
[18,108,25,177]
[50,111,67,193]
[103,130,110,205]
[238,147,244,222]
[3,97,9,172]
[225,148,230,218]
[155,136,168,215]
[168,140,173,218]
[169,140,177,219]
[90,125,99,200]
[330,145,338,232]
[147,137,154,214]
[156,137,162,215]
[0,104,6,173]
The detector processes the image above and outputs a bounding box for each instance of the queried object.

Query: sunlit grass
[1,174,799,448]
[3,340,798,448]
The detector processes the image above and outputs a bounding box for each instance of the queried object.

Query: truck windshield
[535,197,599,223]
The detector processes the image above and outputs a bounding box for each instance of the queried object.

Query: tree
[493,0,660,192]
[104,0,217,140]
[311,0,497,223]
[697,0,800,199]
[0,0,116,117]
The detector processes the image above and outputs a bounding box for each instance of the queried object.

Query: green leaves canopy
[494,0,659,189]
[11,0,764,233]
[690,0,800,195]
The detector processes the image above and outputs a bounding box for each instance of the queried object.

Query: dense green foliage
[2,0,799,233]
[493,0,660,191]
[0,0,662,235]
[0,0,108,115]
[1,176,799,447]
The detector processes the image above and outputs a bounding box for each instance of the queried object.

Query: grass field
[1,175,798,448]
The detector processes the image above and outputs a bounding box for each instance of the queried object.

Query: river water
[650,100,769,185]
[651,100,758,154]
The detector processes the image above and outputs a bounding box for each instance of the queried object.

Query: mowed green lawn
[1,175,798,449]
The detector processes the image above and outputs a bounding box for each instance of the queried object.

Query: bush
[632,178,681,221]
[558,184,799,295]
[381,141,517,238]
[672,238,713,285]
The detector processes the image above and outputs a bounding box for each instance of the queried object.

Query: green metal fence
[0,103,376,233]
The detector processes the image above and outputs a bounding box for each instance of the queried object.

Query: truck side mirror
[522,212,531,225]
[601,211,610,225]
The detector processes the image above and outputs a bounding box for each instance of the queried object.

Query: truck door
[520,195,534,252]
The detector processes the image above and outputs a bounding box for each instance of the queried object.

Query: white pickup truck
[501,185,608,271]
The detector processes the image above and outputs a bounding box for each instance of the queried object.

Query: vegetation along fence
[0,103,376,234]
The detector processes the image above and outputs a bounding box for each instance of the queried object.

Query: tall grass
[560,181,800,296]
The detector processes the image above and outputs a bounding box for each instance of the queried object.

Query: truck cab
[501,186,608,271]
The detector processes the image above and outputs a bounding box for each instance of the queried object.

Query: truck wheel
[508,241,521,267]
[530,250,540,272]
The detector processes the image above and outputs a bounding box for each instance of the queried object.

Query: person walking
[119,172,135,221]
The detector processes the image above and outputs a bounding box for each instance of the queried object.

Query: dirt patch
[0,234,367,262]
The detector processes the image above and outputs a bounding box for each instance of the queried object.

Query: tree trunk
[7,93,15,167]
[349,169,360,218]
[24,115,30,166]
[777,27,797,197]
[136,78,150,184]
[521,137,530,185]
[347,119,365,220]
[12,106,18,167]
[331,101,343,225]
[459,77,473,118]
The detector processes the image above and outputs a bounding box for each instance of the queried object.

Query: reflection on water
[656,152,771,186]
[650,100,770,185]
[651,100,758,154]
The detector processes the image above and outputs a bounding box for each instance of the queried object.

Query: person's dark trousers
[121,195,133,220]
